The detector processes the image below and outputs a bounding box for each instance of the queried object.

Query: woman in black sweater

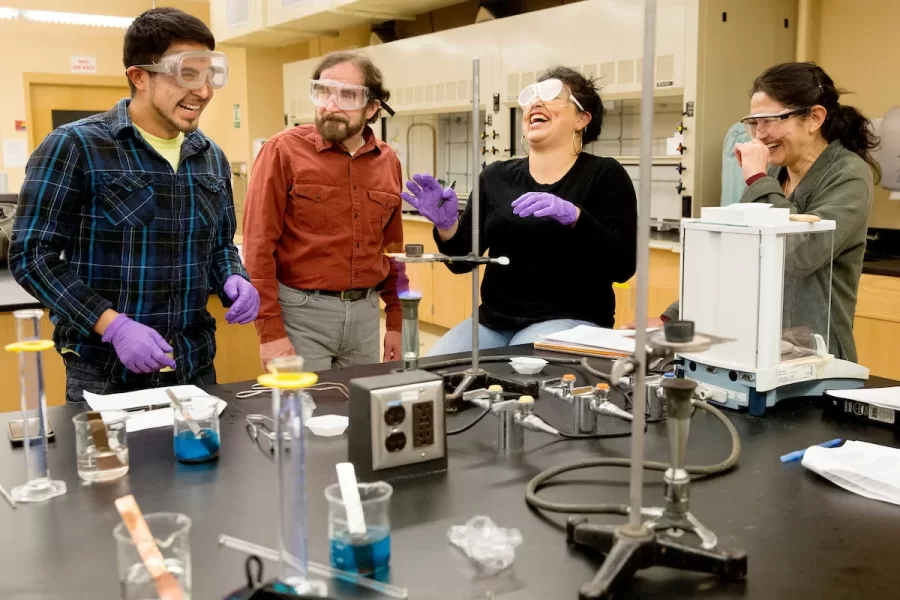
[402,67,637,356]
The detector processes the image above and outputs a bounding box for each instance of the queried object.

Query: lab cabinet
[401,217,481,330]
[853,274,900,380]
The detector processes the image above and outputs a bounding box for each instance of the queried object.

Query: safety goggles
[517,78,585,112]
[134,50,228,90]
[740,106,812,138]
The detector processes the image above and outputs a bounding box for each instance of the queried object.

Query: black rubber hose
[524,400,741,515]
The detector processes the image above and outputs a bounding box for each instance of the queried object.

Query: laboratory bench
[0,348,899,599]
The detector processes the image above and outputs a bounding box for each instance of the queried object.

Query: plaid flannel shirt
[10,98,248,383]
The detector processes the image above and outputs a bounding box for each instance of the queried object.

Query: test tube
[399,293,421,371]
[6,309,66,503]
[263,356,317,593]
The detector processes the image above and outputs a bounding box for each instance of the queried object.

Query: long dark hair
[750,62,881,182]
[538,66,603,144]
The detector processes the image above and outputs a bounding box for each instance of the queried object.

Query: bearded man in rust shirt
[243,50,405,371]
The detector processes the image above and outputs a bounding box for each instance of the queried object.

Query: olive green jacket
[663,141,873,362]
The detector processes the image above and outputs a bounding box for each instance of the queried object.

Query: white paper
[83,385,226,432]
[824,387,900,411]
[802,440,900,506]
[2,139,28,168]
[890,191,900,201]
[542,325,638,354]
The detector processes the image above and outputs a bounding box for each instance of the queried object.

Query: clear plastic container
[73,411,129,482]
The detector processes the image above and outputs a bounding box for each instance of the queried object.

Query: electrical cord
[446,405,492,436]
[525,400,741,515]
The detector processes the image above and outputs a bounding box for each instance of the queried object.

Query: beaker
[325,481,393,579]
[73,411,129,482]
[5,308,66,503]
[173,397,221,463]
[113,512,192,600]
[258,356,320,593]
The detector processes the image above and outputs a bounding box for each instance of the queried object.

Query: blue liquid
[329,527,391,579]
[174,428,220,463]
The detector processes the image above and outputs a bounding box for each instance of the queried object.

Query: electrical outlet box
[348,370,447,482]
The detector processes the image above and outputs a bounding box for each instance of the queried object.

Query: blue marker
[779,438,843,463]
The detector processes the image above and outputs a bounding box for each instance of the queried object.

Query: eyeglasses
[740,106,812,138]
[518,78,585,112]
[133,50,228,90]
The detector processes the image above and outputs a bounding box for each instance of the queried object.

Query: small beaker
[325,481,393,579]
[173,397,221,463]
[73,411,129,482]
[114,512,192,600]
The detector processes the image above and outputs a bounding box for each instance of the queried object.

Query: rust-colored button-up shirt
[243,124,404,343]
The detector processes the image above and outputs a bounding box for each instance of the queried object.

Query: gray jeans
[279,283,381,372]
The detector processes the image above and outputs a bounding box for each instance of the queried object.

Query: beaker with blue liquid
[325,481,393,580]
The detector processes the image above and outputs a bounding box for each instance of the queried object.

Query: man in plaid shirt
[10,8,258,402]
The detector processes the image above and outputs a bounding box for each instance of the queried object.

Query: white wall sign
[70,56,97,74]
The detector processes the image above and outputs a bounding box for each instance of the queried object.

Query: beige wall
[815,0,900,229]
[0,0,247,191]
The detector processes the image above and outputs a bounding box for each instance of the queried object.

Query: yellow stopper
[488,384,503,392]
[518,395,535,404]
[595,383,610,390]
[562,374,576,382]
[5,340,55,353]
[257,372,319,390]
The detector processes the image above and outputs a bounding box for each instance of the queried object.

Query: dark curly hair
[537,66,603,144]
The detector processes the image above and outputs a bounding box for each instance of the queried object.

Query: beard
[316,113,364,143]
[151,97,199,134]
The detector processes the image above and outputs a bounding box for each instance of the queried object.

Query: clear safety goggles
[518,78,585,111]
[310,79,372,111]
[134,50,229,90]
[740,106,812,138]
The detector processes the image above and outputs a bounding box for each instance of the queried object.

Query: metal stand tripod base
[441,369,539,412]
[566,518,747,600]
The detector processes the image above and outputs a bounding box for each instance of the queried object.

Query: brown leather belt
[313,288,374,302]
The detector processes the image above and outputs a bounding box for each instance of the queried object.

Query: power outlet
[412,401,434,448]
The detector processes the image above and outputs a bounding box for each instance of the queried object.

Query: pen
[780,438,843,463]
[437,180,457,209]
[123,403,171,413]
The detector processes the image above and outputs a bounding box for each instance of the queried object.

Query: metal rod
[471,57,481,374]
[627,0,657,532]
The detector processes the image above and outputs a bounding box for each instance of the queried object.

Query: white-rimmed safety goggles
[134,50,228,90]
[739,106,812,138]
[310,79,372,111]
[518,78,585,111]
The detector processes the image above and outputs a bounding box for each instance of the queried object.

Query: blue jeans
[426,318,595,357]
[63,354,217,405]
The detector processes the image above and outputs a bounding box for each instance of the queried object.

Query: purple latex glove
[101,314,176,374]
[511,192,579,226]
[401,174,459,230]
[224,275,260,325]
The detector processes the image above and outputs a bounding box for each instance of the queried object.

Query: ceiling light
[0,7,18,20]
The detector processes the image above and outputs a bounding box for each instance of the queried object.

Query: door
[28,80,129,149]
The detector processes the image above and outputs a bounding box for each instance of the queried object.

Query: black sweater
[434,153,637,331]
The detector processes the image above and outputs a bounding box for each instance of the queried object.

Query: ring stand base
[566,519,747,600]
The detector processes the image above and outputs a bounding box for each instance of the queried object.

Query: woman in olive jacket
[656,62,880,362]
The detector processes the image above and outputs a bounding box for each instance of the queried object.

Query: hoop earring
[521,133,529,156]
[573,130,584,155]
